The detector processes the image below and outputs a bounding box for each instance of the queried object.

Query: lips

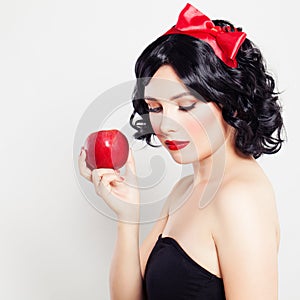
[165,140,190,150]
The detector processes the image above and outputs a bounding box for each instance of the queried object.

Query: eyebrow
[144,92,194,101]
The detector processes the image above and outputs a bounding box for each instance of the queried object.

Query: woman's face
[144,65,231,164]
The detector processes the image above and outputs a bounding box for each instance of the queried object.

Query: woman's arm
[212,180,280,300]
[109,174,182,299]
[109,222,143,300]
[79,148,143,299]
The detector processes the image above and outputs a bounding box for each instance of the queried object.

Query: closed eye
[147,103,196,113]
[179,103,196,111]
[147,106,162,113]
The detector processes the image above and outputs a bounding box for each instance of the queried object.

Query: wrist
[117,220,140,240]
[116,202,140,224]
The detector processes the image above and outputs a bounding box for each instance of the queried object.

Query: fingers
[78,148,92,182]
[91,169,124,198]
[78,147,122,184]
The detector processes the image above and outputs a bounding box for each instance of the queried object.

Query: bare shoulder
[217,172,276,208]
[211,165,280,250]
[171,174,194,191]
[210,165,280,298]
[215,168,277,215]
[173,174,194,193]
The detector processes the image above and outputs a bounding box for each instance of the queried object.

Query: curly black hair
[129,20,286,159]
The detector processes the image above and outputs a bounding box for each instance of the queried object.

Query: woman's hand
[78,147,140,223]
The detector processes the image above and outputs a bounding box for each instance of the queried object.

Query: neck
[192,131,254,187]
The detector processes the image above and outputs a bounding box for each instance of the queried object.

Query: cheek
[186,107,226,151]
[149,114,161,134]
[183,117,209,155]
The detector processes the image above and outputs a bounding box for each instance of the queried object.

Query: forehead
[144,65,189,100]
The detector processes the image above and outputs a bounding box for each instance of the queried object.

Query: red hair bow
[162,3,247,68]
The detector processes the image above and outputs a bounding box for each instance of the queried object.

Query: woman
[79,3,285,299]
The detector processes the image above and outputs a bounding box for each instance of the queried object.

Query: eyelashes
[179,103,197,111]
[147,103,196,113]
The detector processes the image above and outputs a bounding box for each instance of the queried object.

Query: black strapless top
[143,234,226,300]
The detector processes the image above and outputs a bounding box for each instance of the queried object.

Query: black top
[143,234,226,300]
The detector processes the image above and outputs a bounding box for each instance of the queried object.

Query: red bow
[162,3,247,68]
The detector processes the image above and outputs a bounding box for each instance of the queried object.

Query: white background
[0,0,298,299]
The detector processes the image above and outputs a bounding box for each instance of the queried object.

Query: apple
[83,129,129,170]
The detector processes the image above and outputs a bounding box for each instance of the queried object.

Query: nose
[158,110,178,135]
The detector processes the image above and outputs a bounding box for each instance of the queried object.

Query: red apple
[83,129,129,170]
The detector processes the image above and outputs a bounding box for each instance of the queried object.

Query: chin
[168,151,199,165]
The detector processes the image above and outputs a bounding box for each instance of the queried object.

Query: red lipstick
[165,140,190,150]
